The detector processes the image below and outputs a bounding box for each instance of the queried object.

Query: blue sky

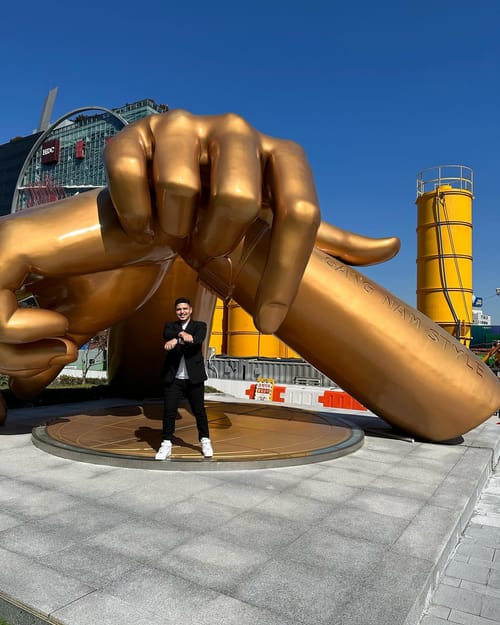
[2,0,500,322]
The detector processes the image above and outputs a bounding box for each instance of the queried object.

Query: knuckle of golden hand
[153,109,193,134]
[220,113,253,137]
[107,157,145,184]
[158,178,199,200]
[279,139,306,158]
[213,192,259,222]
[289,199,321,228]
[164,109,192,124]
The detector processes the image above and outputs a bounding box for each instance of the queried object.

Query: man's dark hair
[175,297,191,307]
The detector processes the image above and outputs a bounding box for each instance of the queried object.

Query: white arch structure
[11,106,128,213]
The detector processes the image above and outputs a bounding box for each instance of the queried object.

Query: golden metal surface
[37,401,359,466]
[0,110,498,442]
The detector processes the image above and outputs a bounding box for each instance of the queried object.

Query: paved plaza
[0,396,498,625]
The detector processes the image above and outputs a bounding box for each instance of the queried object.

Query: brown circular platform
[32,400,364,470]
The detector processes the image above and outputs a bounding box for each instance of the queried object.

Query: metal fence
[206,356,337,387]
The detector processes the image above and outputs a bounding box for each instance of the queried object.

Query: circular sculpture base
[32,400,364,471]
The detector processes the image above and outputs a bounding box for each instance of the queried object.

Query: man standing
[156,297,213,460]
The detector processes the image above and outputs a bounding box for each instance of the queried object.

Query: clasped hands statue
[0,110,498,440]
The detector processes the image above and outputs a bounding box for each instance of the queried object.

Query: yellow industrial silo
[208,298,225,355]
[415,165,474,347]
[208,298,299,357]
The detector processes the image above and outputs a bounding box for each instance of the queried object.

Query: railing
[416,165,473,198]
[206,356,337,387]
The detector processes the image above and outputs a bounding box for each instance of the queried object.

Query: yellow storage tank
[208,298,225,355]
[208,299,299,357]
[416,166,473,346]
[227,301,281,357]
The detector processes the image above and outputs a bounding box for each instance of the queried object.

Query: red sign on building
[75,140,85,159]
[41,139,60,164]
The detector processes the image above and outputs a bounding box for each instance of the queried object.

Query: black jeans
[162,378,210,441]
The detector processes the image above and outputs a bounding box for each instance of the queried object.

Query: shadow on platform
[32,400,364,471]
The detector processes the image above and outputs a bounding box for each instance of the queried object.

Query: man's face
[175,303,192,323]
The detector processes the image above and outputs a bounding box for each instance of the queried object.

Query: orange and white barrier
[206,377,372,415]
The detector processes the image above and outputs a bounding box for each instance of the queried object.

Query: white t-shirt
[176,321,189,379]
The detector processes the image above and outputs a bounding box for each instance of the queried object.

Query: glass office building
[0,132,42,216]
[12,98,168,211]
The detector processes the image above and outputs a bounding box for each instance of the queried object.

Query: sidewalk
[0,398,498,625]
[419,465,500,625]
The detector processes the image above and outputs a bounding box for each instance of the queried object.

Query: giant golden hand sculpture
[0,110,498,441]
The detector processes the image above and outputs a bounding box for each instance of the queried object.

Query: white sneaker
[155,440,172,460]
[200,437,213,458]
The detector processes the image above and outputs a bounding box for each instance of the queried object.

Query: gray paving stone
[420,616,452,625]
[0,478,44,504]
[152,495,243,531]
[0,446,65,478]
[234,558,352,625]
[33,499,133,540]
[0,519,82,557]
[347,488,425,520]
[433,582,482,614]
[471,555,498,567]
[285,475,360,503]
[490,560,500,573]
[385,459,452,487]
[37,541,143,585]
[427,604,451,618]
[473,514,500,529]
[0,510,24,532]
[431,474,480,510]
[335,585,419,625]
[490,569,500,589]
[342,446,406,466]
[322,503,410,545]
[446,559,491,584]
[456,540,495,561]
[1,488,82,521]
[358,549,432,594]
[87,516,196,562]
[52,590,156,625]
[252,490,333,524]
[263,461,325,479]
[307,464,378,487]
[481,594,500,621]
[331,453,394,476]
[361,435,415,457]
[367,473,437,500]
[209,508,306,554]
[103,565,220,618]
[409,443,465,463]
[155,533,270,594]
[281,525,388,577]
[466,525,500,548]
[455,553,469,562]
[220,467,303,491]
[192,479,276,509]
[179,594,299,625]
[462,580,500,599]
[392,504,462,562]
[105,470,223,510]
[0,547,94,615]
[449,608,500,625]
[451,448,493,483]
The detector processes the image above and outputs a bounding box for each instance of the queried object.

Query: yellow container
[208,298,300,357]
[227,302,280,357]
[208,299,225,355]
[416,168,473,346]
